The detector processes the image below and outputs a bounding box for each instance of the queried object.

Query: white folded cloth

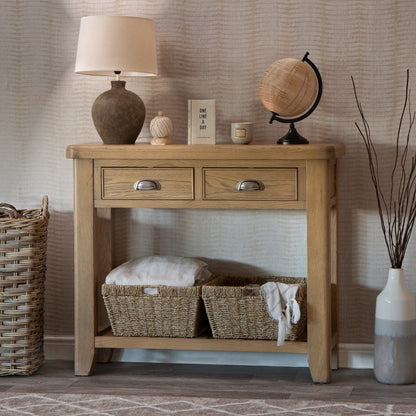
[261,281,301,346]
[105,255,212,287]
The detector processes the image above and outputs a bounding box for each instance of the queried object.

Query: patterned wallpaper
[1,0,416,345]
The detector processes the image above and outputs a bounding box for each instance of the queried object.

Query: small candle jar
[231,122,253,144]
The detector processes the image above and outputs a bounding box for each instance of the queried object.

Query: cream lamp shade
[75,16,158,144]
[75,16,157,76]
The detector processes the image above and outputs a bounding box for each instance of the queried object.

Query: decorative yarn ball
[259,58,319,118]
[150,111,173,139]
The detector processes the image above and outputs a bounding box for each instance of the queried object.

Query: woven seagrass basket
[102,284,209,337]
[202,276,307,341]
[0,196,49,375]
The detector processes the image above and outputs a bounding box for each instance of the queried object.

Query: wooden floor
[0,360,415,404]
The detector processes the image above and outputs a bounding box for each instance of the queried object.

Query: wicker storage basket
[102,284,208,337]
[202,276,307,341]
[0,196,49,375]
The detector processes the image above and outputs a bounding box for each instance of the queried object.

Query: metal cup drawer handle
[236,180,265,191]
[133,179,161,191]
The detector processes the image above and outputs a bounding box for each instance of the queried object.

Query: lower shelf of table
[95,328,309,354]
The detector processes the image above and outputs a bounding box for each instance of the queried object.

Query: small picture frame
[188,99,216,144]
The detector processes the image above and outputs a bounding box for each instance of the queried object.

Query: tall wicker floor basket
[0,196,49,375]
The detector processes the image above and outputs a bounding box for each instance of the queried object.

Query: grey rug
[0,393,415,415]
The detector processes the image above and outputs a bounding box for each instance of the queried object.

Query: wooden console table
[66,142,345,383]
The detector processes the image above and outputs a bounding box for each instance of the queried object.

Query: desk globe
[259,52,322,144]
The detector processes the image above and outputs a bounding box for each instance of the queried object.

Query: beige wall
[1,0,416,345]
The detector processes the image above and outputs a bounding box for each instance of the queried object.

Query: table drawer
[203,168,297,201]
[101,168,194,200]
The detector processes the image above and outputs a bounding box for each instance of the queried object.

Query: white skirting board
[44,337,374,369]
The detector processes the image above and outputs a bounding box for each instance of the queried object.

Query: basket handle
[143,287,159,295]
[0,203,19,218]
[41,195,48,216]
[243,284,260,296]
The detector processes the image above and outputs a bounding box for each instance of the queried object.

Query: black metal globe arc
[269,52,323,145]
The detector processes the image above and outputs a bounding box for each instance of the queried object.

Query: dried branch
[352,71,416,268]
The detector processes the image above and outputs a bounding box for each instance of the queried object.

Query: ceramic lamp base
[92,80,145,144]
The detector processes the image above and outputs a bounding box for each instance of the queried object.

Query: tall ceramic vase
[374,268,416,384]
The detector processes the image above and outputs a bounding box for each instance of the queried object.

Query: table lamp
[75,16,157,144]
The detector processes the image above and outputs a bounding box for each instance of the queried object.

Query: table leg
[73,159,95,375]
[95,207,113,362]
[330,202,339,370]
[306,159,331,383]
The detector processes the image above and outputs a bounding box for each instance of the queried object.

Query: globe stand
[274,122,309,145]
[268,52,323,145]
